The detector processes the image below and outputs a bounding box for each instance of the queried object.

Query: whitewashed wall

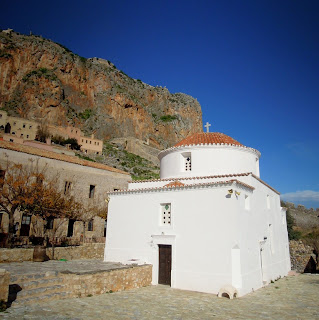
[105,176,290,296]
[159,145,260,180]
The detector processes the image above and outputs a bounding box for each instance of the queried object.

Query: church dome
[174,132,244,148]
[159,131,260,180]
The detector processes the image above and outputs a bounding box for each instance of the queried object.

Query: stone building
[48,125,103,155]
[0,110,38,141]
[0,140,131,244]
[0,110,103,155]
[105,131,291,297]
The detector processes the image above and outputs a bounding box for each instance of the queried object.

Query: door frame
[151,234,176,287]
[158,244,172,285]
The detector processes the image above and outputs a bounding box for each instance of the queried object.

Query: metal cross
[204,122,211,132]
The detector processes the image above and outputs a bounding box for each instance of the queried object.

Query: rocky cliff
[0,30,202,149]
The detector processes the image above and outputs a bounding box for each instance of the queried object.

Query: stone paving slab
[1,274,318,319]
[0,259,127,276]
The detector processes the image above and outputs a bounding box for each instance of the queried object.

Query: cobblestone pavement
[1,274,318,320]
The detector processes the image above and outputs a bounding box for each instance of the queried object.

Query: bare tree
[0,158,82,248]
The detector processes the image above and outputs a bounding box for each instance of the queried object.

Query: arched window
[88,219,94,231]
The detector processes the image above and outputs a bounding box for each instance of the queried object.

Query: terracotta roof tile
[109,179,254,195]
[0,140,130,176]
[174,132,244,147]
[163,181,185,188]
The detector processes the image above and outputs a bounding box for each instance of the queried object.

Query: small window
[86,140,88,143]
[64,181,72,195]
[46,217,54,230]
[13,122,16,126]
[29,125,32,129]
[113,188,119,191]
[161,203,171,226]
[20,134,23,137]
[26,135,29,138]
[88,219,94,231]
[89,185,95,198]
[10,139,13,142]
[267,195,270,209]
[245,195,250,210]
[90,141,92,144]
[182,152,191,171]
[12,132,15,135]
[97,142,99,146]
[0,114,2,118]
[96,152,99,155]
[82,139,84,143]
[23,124,26,128]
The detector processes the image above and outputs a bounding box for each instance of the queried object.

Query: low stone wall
[46,243,105,260]
[61,265,152,298]
[0,248,34,263]
[0,269,10,302]
[289,240,315,272]
[0,243,105,263]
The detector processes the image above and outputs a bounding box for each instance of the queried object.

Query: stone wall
[46,243,104,260]
[0,269,10,302]
[0,248,34,263]
[289,240,315,272]
[0,243,105,263]
[61,265,152,298]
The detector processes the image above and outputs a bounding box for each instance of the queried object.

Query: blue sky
[2,0,319,208]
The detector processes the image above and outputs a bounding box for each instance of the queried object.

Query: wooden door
[158,245,171,285]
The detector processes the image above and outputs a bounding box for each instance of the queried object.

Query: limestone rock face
[0,31,203,149]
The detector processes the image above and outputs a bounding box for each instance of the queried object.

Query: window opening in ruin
[23,124,26,128]
[64,181,72,195]
[67,219,75,237]
[89,185,95,198]
[0,170,5,188]
[161,203,171,226]
[46,217,54,230]
[88,219,94,231]
[20,214,31,236]
[4,123,11,134]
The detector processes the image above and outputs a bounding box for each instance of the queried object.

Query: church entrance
[158,244,171,285]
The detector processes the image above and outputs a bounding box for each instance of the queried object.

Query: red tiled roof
[130,172,280,195]
[164,181,185,188]
[0,140,130,176]
[174,132,244,147]
[108,179,255,195]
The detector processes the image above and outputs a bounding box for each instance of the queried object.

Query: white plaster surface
[105,137,290,296]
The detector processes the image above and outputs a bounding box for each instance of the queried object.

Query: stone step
[17,284,66,299]
[10,271,59,284]
[11,291,71,306]
[20,277,64,290]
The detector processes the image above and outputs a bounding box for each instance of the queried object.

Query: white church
[104,127,291,297]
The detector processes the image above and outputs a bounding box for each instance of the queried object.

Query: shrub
[160,115,178,122]
[79,109,93,120]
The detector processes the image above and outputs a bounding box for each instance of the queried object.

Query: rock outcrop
[0,30,203,149]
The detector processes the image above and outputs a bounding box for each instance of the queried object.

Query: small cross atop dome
[204,122,211,132]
